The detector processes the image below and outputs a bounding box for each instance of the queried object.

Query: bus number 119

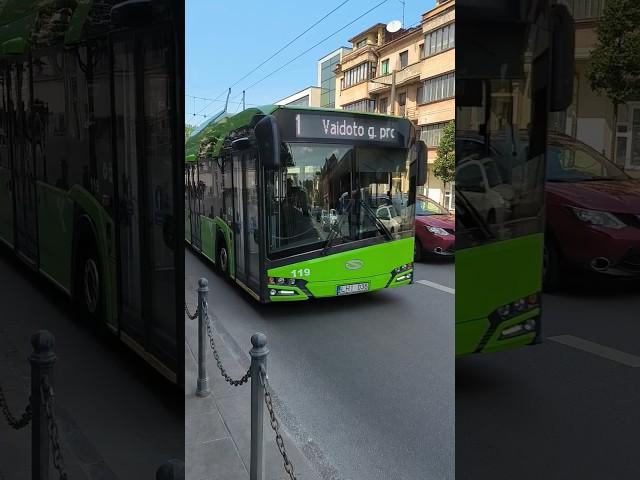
[291,268,311,278]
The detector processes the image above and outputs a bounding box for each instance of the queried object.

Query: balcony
[369,61,423,94]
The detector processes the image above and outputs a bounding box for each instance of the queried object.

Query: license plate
[337,282,369,296]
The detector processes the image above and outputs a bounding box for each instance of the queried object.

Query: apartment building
[334,0,455,207]
[275,86,322,107]
[317,47,351,108]
[554,0,639,174]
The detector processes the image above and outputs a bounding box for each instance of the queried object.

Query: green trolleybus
[0,0,184,383]
[185,106,427,302]
[455,0,574,355]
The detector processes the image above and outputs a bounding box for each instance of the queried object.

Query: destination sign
[293,113,405,145]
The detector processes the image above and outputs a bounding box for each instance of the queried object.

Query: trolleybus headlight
[513,298,526,312]
[270,289,277,296]
[523,319,537,332]
[276,277,285,285]
[527,294,539,307]
[289,278,296,285]
[497,305,511,318]
[268,277,275,284]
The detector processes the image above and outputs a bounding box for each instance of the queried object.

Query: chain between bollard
[0,386,32,430]
[203,300,251,386]
[41,378,68,480]
[184,302,199,320]
[259,367,296,480]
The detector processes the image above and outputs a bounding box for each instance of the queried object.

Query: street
[0,249,183,479]
[457,273,640,480]
[185,249,455,480]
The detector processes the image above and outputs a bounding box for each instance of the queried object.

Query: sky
[186,0,436,125]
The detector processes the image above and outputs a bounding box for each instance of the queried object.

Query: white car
[375,205,403,233]
[456,157,514,224]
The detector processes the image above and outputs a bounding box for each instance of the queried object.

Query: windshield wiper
[359,200,393,240]
[456,187,494,240]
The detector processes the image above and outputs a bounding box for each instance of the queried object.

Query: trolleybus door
[190,162,202,250]
[232,150,246,282]
[244,150,260,293]
[10,61,38,264]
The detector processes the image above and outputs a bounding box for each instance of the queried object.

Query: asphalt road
[456,273,640,480]
[186,250,455,480]
[0,249,183,479]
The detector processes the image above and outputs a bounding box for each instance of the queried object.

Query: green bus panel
[199,216,217,262]
[456,233,544,356]
[0,167,13,246]
[266,237,415,301]
[36,182,73,291]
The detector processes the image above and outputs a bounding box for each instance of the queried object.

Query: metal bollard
[196,278,210,397]
[29,330,56,480]
[156,459,185,480]
[249,333,268,480]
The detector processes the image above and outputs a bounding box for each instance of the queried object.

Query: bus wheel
[414,238,423,262]
[218,241,230,278]
[543,240,561,293]
[76,240,103,324]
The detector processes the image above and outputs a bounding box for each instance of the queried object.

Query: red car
[545,134,640,290]
[414,195,455,261]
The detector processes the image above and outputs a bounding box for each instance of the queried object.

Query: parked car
[375,204,403,233]
[544,134,640,290]
[456,156,514,224]
[321,208,338,231]
[414,195,455,261]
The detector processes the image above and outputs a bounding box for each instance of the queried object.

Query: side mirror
[550,4,575,112]
[416,140,428,186]
[231,137,251,150]
[111,0,152,27]
[254,115,281,169]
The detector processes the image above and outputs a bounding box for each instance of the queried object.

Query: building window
[379,97,388,114]
[381,59,389,75]
[420,122,448,147]
[425,22,454,57]
[320,53,341,108]
[556,0,605,20]
[342,62,373,89]
[419,72,455,104]
[398,92,406,117]
[343,99,376,112]
[356,39,367,49]
[399,50,408,69]
[443,183,455,210]
[419,43,424,58]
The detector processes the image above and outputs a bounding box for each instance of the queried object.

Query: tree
[588,0,640,162]
[433,120,455,203]
[185,123,197,141]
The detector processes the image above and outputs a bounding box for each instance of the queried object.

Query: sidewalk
[185,286,320,480]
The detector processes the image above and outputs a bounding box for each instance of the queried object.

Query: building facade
[334,0,455,208]
[317,47,351,108]
[275,86,322,107]
[555,0,640,175]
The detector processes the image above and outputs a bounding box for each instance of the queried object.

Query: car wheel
[414,238,423,262]
[543,239,561,293]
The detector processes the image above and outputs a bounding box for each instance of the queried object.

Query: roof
[185,104,411,162]
[348,23,385,43]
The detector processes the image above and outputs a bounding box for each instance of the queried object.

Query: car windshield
[546,142,628,182]
[266,143,415,257]
[416,196,449,216]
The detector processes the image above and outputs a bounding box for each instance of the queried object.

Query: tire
[543,239,562,293]
[414,237,423,262]
[217,239,230,279]
[75,238,104,326]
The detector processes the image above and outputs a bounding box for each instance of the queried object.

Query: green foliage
[185,123,196,141]
[588,0,640,106]
[433,120,455,185]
